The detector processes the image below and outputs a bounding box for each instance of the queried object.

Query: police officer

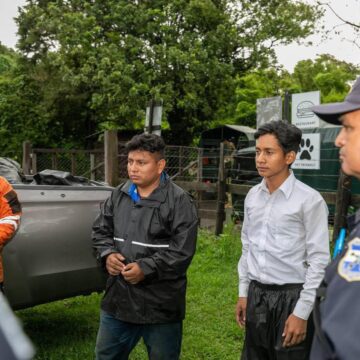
[310,76,360,359]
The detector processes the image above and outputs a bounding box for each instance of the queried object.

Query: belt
[251,280,303,291]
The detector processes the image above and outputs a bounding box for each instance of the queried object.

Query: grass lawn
[17,224,244,359]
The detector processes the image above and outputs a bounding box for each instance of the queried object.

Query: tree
[0,46,54,158]
[317,1,360,49]
[0,44,17,77]
[224,70,282,127]
[11,0,320,147]
[226,54,360,127]
[293,54,359,102]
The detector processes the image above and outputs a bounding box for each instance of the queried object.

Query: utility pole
[284,90,291,122]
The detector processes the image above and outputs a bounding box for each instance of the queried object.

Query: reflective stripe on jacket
[0,176,21,283]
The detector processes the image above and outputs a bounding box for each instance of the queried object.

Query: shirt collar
[123,172,169,203]
[259,170,296,199]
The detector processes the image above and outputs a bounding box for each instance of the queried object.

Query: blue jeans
[95,310,182,360]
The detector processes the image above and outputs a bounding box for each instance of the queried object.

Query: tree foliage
[293,54,359,102]
[0,45,52,158]
[2,0,320,149]
[227,54,360,127]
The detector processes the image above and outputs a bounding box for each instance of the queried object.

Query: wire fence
[30,142,354,225]
[32,145,203,183]
[32,149,105,182]
[30,144,345,188]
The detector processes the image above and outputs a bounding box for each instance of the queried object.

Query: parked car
[2,168,112,310]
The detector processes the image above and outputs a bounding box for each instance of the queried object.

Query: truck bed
[3,184,113,310]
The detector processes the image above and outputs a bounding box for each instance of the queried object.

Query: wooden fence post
[71,152,76,175]
[51,153,58,170]
[31,153,37,175]
[197,148,203,183]
[104,130,119,187]
[215,142,226,235]
[90,153,96,180]
[196,148,203,227]
[333,169,352,242]
[179,146,184,178]
[22,141,32,175]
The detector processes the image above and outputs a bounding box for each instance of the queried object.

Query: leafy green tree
[0,63,52,158]
[293,54,359,102]
[0,44,17,78]
[230,70,283,127]
[0,44,70,157]
[227,54,360,127]
[11,0,320,146]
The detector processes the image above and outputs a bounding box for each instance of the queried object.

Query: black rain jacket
[92,178,198,324]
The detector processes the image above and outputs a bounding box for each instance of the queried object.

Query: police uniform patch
[338,237,360,282]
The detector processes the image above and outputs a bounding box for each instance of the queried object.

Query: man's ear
[286,151,296,165]
[158,158,166,173]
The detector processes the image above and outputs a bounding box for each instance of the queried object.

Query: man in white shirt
[235,120,330,360]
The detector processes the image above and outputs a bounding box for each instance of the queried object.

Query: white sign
[256,96,282,129]
[293,133,320,170]
[291,91,320,129]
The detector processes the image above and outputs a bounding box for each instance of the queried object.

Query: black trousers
[241,281,314,360]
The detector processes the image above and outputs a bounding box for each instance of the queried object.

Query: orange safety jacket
[0,177,21,283]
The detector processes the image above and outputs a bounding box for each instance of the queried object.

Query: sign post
[145,99,163,136]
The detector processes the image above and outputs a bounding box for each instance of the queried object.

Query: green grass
[17,224,244,359]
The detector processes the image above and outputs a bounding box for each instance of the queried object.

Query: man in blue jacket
[310,76,360,359]
[92,133,198,360]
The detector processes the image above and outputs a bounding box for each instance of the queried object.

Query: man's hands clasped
[106,253,145,284]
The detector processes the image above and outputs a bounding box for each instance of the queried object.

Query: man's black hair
[125,133,166,159]
[255,120,302,154]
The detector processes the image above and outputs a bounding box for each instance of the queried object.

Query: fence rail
[21,133,359,235]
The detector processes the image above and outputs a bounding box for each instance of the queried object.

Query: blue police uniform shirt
[310,209,360,359]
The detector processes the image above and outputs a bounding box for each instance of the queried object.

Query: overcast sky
[276,0,360,71]
[0,0,359,72]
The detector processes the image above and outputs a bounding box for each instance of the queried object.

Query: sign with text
[256,96,282,129]
[293,133,320,170]
[291,91,320,129]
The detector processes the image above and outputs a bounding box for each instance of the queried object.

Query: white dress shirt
[238,171,330,320]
